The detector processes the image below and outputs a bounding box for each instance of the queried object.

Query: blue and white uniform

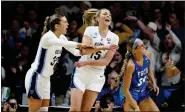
[129,54,150,103]
[71,26,119,92]
[25,30,81,99]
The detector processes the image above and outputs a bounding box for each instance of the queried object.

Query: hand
[134,106,140,111]
[116,22,122,28]
[109,61,118,68]
[75,61,86,68]
[95,101,100,109]
[110,44,119,50]
[24,22,30,30]
[127,99,140,111]
[11,67,16,74]
[124,16,138,21]
[77,43,94,49]
[165,58,174,69]
[9,106,17,112]
[3,102,10,111]
[166,23,171,31]
[153,84,159,96]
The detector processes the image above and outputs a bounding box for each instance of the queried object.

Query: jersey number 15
[90,51,102,60]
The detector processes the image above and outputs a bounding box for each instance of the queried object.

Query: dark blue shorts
[129,89,150,104]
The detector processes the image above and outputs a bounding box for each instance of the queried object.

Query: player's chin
[105,23,110,26]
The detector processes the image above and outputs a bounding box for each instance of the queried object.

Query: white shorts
[25,69,50,99]
[71,66,105,92]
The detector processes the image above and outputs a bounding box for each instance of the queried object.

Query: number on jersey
[90,51,102,60]
[137,76,147,86]
[50,56,59,66]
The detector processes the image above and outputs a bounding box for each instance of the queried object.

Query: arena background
[1,1,185,111]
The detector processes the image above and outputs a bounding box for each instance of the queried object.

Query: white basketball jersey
[31,31,63,77]
[79,26,119,70]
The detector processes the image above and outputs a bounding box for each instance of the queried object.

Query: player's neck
[134,54,143,62]
[53,31,61,38]
[98,25,108,34]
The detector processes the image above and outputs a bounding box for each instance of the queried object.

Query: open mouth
[105,19,110,22]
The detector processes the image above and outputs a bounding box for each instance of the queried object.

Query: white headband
[132,38,141,49]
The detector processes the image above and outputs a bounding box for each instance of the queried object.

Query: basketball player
[120,38,159,111]
[69,8,119,111]
[24,14,104,112]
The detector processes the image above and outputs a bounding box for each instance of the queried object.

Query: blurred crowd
[1,1,184,111]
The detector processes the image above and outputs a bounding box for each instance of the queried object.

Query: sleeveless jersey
[130,55,150,90]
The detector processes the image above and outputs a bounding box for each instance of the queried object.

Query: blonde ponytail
[83,8,99,26]
[41,16,50,36]
[110,51,131,90]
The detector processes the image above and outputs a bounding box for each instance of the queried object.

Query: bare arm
[146,53,157,86]
[117,24,134,44]
[80,35,109,55]
[82,49,117,66]
[124,60,138,108]
[125,16,154,43]
[147,53,159,95]
[166,24,182,49]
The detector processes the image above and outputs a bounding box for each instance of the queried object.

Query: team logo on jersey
[94,32,98,38]
[94,42,104,46]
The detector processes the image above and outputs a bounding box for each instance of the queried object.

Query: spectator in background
[13,3,26,25]
[95,93,115,112]
[109,2,125,23]
[1,32,15,72]
[67,20,81,42]
[9,44,31,104]
[3,96,19,112]
[11,19,21,40]
[155,24,182,107]
[125,16,161,73]
[59,2,80,18]
[2,29,15,49]
[168,11,184,45]
[61,87,71,107]
[27,10,39,34]
[105,51,123,76]
[74,1,92,28]
[156,24,182,86]
[113,22,134,45]
[2,67,7,87]
[138,1,153,24]
[96,71,125,107]
[19,22,32,38]
[153,7,163,30]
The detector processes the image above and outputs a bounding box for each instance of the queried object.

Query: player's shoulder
[127,59,135,69]
[86,26,98,31]
[42,31,53,39]
[59,34,68,40]
[109,31,119,39]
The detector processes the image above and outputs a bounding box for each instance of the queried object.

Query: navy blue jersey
[130,55,150,90]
